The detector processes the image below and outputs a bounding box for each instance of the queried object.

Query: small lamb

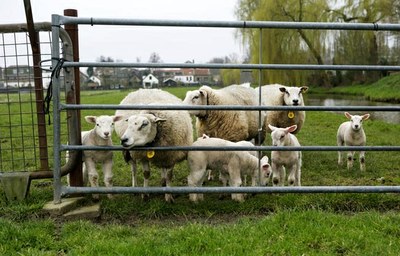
[187,137,271,202]
[269,124,302,186]
[81,115,123,199]
[337,112,370,171]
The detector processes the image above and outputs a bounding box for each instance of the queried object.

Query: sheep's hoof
[92,194,100,202]
[141,193,150,202]
[165,194,174,203]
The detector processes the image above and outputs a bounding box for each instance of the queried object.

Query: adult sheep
[114,89,193,202]
[256,84,308,134]
[183,84,265,143]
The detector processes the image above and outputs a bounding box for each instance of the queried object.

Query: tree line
[235,0,400,87]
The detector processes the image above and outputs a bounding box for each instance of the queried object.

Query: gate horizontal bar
[58,16,400,31]
[62,61,400,71]
[62,185,400,196]
[62,145,400,152]
[60,103,400,112]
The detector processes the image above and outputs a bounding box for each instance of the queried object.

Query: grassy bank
[310,73,400,103]
[1,85,400,255]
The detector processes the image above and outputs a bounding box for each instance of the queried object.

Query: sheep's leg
[82,162,88,186]
[287,164,297,186]
[141,160,150,201]
[337,139,344,166]
[188,167,207,202]
[86,159,99,200]
[359,151,366,171]
[272,162,285,186]
[207,169,214,181]
[228,167,244,202]
[296,164,302,186]
[162,166,174,203]
[338,151,343,165]
[347,151,354,170]
[102,159,113,199]
[130,158,137,187]
[218,171,231,200]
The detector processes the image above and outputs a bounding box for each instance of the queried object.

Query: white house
[142,74,159,88]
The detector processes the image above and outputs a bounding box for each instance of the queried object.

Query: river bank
[309,73,400,103]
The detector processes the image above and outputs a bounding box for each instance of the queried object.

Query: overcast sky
[0,0,243,64]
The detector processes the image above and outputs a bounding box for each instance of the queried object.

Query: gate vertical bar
[64,9,83,187]
[257,28,263,185]
[23,0,50,171]
[51,14,62,204]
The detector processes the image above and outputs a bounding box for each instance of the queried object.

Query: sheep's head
[268,124,297,146]
[345,112,370,131]
[85,115,123,140]
[120,114,166,148]
[182,87,208,117]
[259,155,271,186]
[279,86,308,106]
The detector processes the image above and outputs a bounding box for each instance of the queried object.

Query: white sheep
[268,124,302,186]
[187,137,271,202]
[81,115,123,199]
[202,134,260,183]
[256,84,308,134]
[337,112,370,171]
[183,84,265,144]
[115,89,193,202]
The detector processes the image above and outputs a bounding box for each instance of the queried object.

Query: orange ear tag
[288,111,295,119]
[147,150,155,159]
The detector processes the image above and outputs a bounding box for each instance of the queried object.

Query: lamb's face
[268,124,297,146]
[86,115,122,140]
[280,86,308,106]
[182,89,207,116]
[270,128,289,147]
[120,114,163,148]
[259,155,271,186]
[345,112,370,131]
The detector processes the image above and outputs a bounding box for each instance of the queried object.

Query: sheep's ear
[344,112,352,119]
[199,89,207,98]
[362,113,370,121]
[154,117,167,123]
[287,125,297,133]
[202,134,209,139]
[279,87,287,93]
[85,116,97,124]
[268,124,276,131]
[113,115,124,122]
[300,86,309,93]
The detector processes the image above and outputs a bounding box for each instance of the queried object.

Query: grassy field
[1,83,400,255]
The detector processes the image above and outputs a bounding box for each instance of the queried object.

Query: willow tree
[235,0,332,86]
[328,0,399,83]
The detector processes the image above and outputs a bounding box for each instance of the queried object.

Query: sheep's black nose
[292,99,299,105]
[121,138,128,145]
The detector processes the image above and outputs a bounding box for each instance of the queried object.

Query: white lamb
[187,137,271,202]
[269,124,302,186]
[256,84,308,134]
[81,115,123,199]
[337,112,370,171]
[183,84,265,144]
[115,89,193,202]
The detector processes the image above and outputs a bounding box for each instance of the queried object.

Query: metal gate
[51,15,400,204]
[0,22,80,188]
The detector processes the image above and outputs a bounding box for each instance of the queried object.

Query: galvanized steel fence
[51,14,400,204]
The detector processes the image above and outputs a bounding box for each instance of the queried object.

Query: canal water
[305,94,400,124]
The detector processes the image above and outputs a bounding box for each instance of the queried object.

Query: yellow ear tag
[288,111,295,119]
[147,150,155,159]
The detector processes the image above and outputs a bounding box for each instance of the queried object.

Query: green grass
[311,73,400,103]
[1,84,400,255]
